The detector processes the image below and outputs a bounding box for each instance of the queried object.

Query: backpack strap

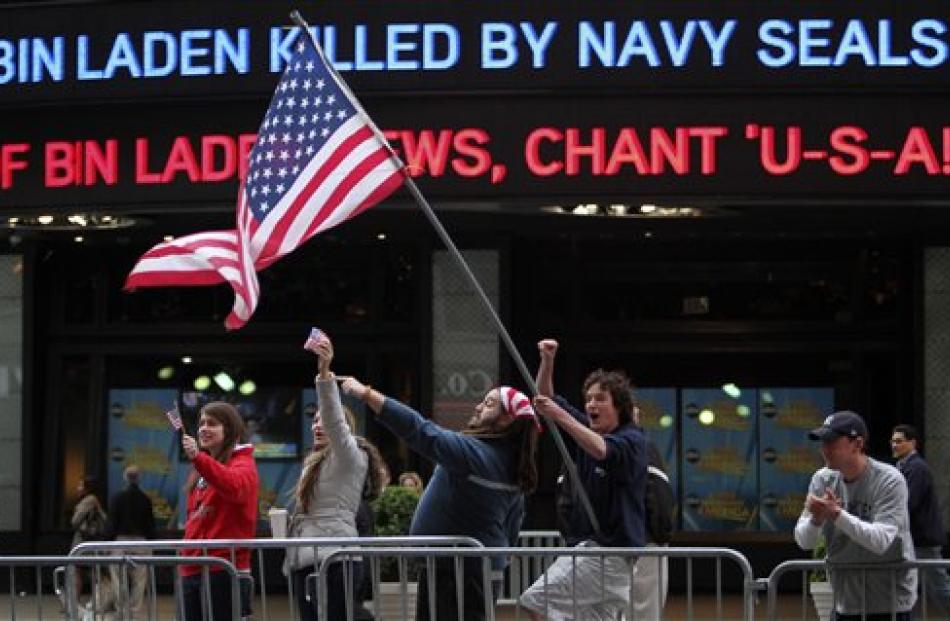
[648,465,669,483]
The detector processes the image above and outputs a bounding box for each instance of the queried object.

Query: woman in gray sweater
[285,332,384,621]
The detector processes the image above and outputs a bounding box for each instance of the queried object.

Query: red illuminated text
[524,126,728,176]
[1,143,29,189]
[746,125,950,176]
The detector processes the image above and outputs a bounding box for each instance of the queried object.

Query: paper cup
[268,507,288,538]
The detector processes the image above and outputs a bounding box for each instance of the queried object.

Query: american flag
[124,30,405,329]
[166,407,183,431]
[303,326,327,353]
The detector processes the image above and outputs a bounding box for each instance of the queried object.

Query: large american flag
[125,30,404,329]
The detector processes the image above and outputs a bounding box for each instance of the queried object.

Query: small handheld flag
[303,327,327,353]
[166,407,183,432]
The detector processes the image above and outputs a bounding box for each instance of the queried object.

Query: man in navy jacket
[892,424,950,616]
[520,339,647,620]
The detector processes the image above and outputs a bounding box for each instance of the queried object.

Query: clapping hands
[806,488,843,525]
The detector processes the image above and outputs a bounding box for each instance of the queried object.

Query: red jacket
[180,444,259,576]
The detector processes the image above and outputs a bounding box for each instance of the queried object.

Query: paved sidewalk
[0,592,822,620]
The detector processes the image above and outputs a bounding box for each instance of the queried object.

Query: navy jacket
[107,483,155,539]
[554,395,648,548]
[897,451,947,548]
[377,398,525,570]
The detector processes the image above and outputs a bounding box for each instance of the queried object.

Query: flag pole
[289,11,601,536]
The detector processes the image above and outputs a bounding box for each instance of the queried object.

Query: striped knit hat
[499,386,541,431]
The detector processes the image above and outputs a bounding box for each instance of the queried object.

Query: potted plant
[810,535,834,621]
[370,485,421,620]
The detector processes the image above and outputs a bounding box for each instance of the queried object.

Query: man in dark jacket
[892,424,950,617]
[521,339,648,620]
[107,465,155,617]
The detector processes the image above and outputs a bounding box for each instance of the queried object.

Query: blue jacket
[555,395,648,548]
[377,398,525,569]
[898,451,947,547]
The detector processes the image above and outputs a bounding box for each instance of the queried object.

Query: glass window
[681,387,759,531]
[515,240,903,324]
[105,240,419,325]
[57,355,94,529]
[0,255,23,530]
[102,349,427,529]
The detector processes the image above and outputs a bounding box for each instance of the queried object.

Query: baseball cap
[809,410,868,442]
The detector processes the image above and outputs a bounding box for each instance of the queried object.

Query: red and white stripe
[124,116,403,329]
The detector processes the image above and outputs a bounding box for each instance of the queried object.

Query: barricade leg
[417,557,491,621]
[916,547,950,618]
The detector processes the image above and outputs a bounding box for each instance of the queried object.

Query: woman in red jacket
[180,401,259,620]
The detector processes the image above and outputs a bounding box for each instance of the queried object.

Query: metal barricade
[766,557,950,620]
[498,530,565,605]
[2,555,238,621]
[321,545,756,621]
[70,536,482,621]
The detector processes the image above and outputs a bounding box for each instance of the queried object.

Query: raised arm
[340,376,385,414]
[536,339,558,397]
[534,394,608,461]
[340,376,499,475]
[191,451,258,503]
[307,333,359,458]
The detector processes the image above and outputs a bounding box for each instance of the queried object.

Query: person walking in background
[69,477,108,610]
[520,339,648,621]
[340,374,540,621]
[284,331,384,621]
[891,423,950,617]
[180,402,259,621]
[795,411,916,620]
[107,464,155,618]
[397,471,424,495]
[72,477,108,549]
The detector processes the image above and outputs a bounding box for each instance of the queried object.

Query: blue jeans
[181,571,251,620]
[292,562,365,621]
[914,546,950,619]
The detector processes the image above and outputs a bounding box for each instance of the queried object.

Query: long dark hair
[295,406,385,514]
[512,417,539,494]
[185,401,245,493]
[462,389,539,494]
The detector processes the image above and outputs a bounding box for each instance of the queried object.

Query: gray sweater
[284,377,368,572]
[794,457,917,614]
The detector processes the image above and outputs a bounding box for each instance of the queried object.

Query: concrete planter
[368,582,418,621]
[810,581,833,621]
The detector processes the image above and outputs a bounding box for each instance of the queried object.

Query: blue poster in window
[178,388,300,460]
[758,388,833,532]
[258,461,301,518]
[107,389,182,528]
[681,387,758,531]
[636,388,678,522]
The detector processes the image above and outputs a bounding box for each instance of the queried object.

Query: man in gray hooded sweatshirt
[794,410,917,620]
